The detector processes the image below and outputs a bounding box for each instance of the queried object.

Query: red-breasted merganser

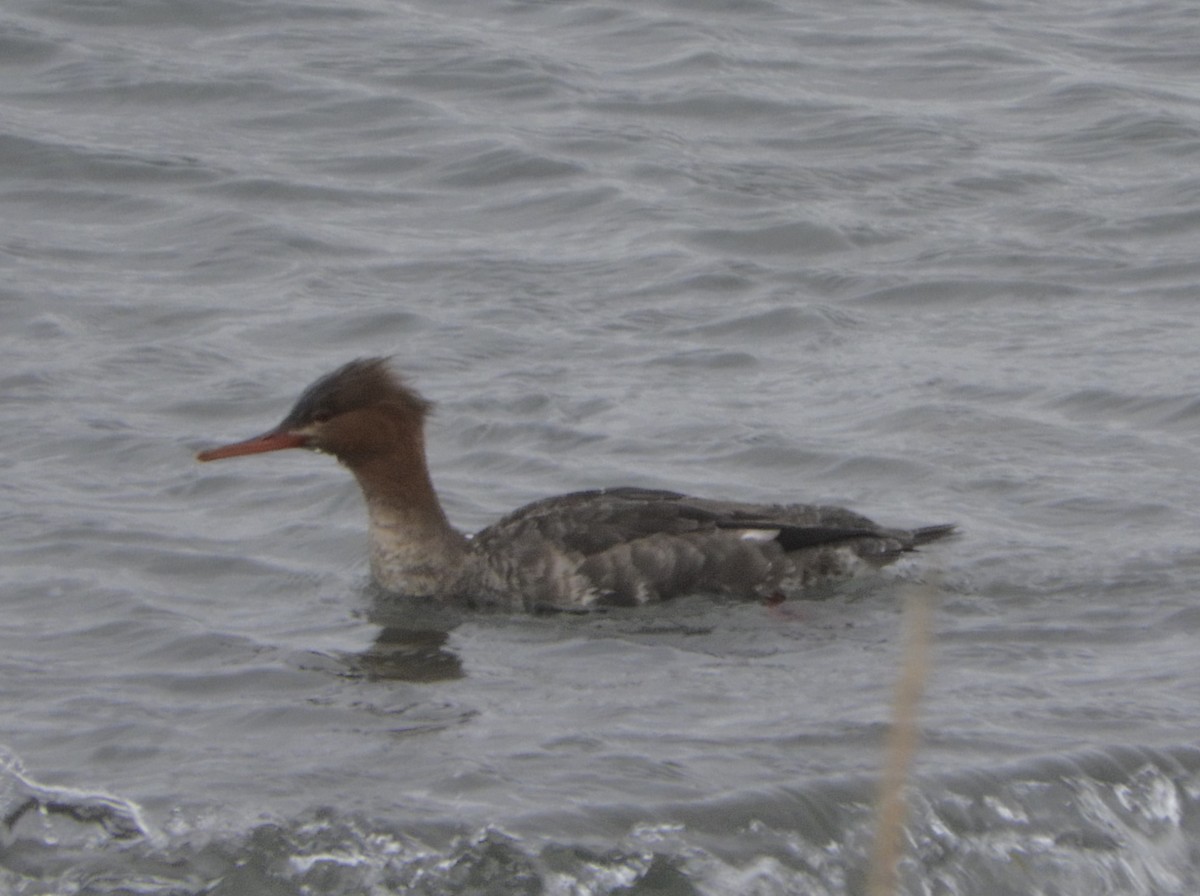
[197,359,954,610]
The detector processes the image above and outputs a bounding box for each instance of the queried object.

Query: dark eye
[311,411,333,424]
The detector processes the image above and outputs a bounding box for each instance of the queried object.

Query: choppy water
[3,0,1200,892]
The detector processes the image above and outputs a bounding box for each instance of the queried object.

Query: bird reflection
[354,626,463,682]
[344,590,467,682]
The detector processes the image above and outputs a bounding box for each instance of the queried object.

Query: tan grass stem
[865,581,936,896]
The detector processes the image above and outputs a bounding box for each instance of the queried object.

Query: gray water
[3,0,1200,892]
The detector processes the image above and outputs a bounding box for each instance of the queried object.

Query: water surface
[2,0,1200,892]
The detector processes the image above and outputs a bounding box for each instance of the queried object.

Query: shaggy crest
[278,357,431,429]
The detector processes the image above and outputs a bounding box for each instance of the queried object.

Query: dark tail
[908,523,957,548]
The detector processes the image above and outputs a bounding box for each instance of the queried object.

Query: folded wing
[473,488,954,609]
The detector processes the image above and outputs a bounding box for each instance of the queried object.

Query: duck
[197,358,954,611]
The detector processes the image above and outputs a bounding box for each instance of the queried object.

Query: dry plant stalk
[865,581,936,896]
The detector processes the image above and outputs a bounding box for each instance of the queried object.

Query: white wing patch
[738,529,780,543]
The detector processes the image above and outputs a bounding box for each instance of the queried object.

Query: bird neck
[345,435,470,597]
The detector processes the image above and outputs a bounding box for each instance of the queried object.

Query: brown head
[196,358,432,467]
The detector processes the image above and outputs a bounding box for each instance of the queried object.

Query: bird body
[198,359,953,610]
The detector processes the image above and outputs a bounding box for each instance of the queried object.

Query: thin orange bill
[196,430,308,462]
